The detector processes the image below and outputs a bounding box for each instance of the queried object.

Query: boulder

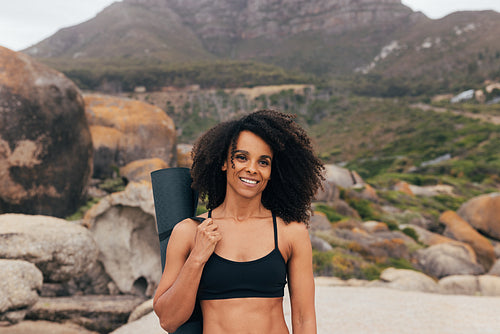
[457,193,500,240]
[40,261,117,297]
[84,94,176,179]
[378,267,439,293]
[128,299,153,323]
[333,228,414,261]
[177,143,193,168]
[315,164,363,202]
[111,311,164,334]
[407,224,478,261]
[0,46,93,218]
[26,295,145,334]
[83,181,161,296]
[310,234,333,252]
[309,212,332,232]
[440,210,495,271]
[391,211,434,229]
[416,243,484,278]
[119,158,168,183]
[359,184,380,202]
[0,214,98,282]
[362,221,389,233]
[439,275,478,295]
[494,242,500,258]
[0,259,43,323]
[331,200,360,219]
[440,275,500,297]
[489,260,500,276]
[394,181,414,196]
[478,275,500,296]
[0,320,99,334]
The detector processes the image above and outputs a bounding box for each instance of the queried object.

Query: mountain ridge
[22,1,500,94]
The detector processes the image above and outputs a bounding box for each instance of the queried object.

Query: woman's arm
[287,222,317,334]
[153,218,220,333]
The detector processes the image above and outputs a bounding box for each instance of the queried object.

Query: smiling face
[222,130,273,201]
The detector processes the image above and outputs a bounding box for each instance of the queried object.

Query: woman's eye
[236,155,247,161]
[259,160,270,166]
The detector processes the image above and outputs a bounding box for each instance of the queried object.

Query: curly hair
[190,109,324,224]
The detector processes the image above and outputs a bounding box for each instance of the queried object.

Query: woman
[153,109,324,333]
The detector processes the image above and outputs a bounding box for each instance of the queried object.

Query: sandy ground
[109,281,500,333]
[282,285,500,334]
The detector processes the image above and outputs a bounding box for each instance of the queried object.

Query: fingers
[196,218,221,241]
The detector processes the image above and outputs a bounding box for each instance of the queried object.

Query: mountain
[23,0,500,94]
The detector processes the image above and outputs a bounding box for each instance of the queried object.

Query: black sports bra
[197,211,287,300]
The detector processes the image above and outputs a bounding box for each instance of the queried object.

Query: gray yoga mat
[151,167,202,334]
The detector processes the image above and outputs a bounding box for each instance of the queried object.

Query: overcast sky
[1,0,500,51]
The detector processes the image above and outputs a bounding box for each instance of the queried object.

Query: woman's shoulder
[171,213,208,238]
[279,218,309,235]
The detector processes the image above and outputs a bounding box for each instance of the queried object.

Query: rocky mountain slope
[22,1,500,93]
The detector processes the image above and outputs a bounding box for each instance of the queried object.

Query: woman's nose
[246,161,257,173]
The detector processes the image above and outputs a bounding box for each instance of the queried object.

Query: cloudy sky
[1,0,500,51]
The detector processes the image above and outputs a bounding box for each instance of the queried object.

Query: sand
[283,285,500,334]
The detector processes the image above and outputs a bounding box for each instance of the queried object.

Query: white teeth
[240,178,258,184]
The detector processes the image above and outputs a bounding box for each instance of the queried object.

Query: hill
[23,1,500,94]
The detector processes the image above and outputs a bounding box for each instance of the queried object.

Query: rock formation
[0,214,98,282]
[83,181,161,296]
[457,192,500,240]
[440,210,495,271]
[84,94,176,179]
[0,46,93,218]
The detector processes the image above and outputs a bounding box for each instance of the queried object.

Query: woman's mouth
[240,177,259,185]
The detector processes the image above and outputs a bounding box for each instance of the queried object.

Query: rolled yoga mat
[151,167,202,334]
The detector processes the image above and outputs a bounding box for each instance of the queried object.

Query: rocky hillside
[23,0,500,94]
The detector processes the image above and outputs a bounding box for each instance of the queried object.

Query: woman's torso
[197,210,289,334]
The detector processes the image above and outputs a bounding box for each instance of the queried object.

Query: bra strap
[272,212,278,249]
[208,210,212,218]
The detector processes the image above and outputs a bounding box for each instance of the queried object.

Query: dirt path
[411,103,500,125]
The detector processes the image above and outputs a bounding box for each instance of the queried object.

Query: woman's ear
[222,161,227,171]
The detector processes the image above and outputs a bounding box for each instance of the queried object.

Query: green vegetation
[44,60,315,92]
[98,178,127,193]
[312,249,418,280]
[313,203,345,223]
[66,197,100,221]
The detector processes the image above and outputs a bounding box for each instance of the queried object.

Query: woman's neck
[215,194,269,223]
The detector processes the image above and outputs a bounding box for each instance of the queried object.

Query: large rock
[0,46,93,218]
[314,164,364,202]
[440,210,495,271]
[439,275,500,297]
[40,261,117,297]
[438,275,478,295]
[119,158,168,183]
[416,243,484,278]
[26,295,145,334]
[111,311,164,334]
[333,227,415,261]
[0,259,43,323]
[84,94,176,179]
[0,321,99,334]
[376,267,439,293]
[478,275,500,296]
[489,260,500,276]
[0,214,98,282]
[177,143,193,168]
[407,224,478,262]
[457,193,500,240]
[309,212,332,232]
[83,182,161,296]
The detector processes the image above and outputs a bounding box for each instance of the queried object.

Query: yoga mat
[151,167,202,334]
